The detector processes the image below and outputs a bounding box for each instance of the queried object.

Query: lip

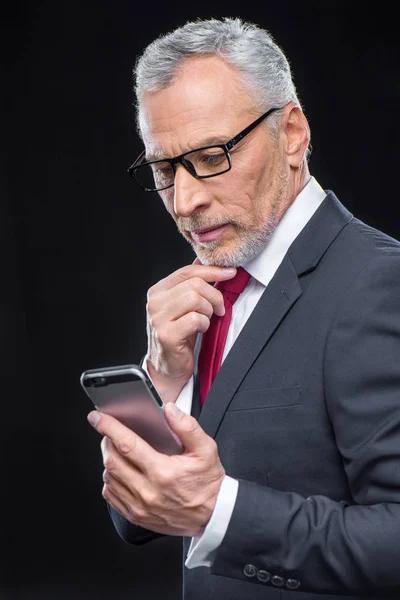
[190,224,229,243]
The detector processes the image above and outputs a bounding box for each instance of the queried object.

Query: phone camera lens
[93,377,107,387]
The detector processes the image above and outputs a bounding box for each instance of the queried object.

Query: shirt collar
[244,176,327,286]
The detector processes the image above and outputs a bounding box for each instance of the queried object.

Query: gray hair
[134,17,309,154]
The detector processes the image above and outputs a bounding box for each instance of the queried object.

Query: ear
[281,103,310,168]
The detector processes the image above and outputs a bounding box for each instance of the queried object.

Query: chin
[194,243,245,268]
[197,256,242,267]
[193,229,273,267]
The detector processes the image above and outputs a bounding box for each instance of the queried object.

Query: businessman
[87,17,400,599]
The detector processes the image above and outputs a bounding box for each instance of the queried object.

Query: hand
[88,402,226,537]
[146,262,236,402]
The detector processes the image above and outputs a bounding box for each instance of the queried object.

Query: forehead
[138,55,258,158]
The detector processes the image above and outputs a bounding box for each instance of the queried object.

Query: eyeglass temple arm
[226,107,281,150]
[133,149,146,167]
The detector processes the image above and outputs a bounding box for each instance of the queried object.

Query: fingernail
[222,268,236,275]
[167,403,183,419]
[217,305,225,317]
[87,411,101,428]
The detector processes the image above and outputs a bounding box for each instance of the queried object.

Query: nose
[173,164,212,218]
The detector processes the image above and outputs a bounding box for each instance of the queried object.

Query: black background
[2,1,399,598]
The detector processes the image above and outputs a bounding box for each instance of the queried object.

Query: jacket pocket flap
[227,385,301,411]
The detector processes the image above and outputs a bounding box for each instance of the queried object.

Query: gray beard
[186,214,279,267]
[176,160,288,267]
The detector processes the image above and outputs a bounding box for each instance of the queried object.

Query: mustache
[177,215,236,232]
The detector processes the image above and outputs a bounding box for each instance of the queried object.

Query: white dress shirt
[145,177,327,568]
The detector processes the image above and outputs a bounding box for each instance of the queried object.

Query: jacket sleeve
[211,253,400,596]
[108,503,164,545]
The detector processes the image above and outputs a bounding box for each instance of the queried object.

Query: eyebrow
[145,134,230,162]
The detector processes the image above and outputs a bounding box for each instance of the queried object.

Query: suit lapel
[198,256,301,437]
[197,191,353,439]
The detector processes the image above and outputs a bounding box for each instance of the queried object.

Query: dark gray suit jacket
[110,192,400,599]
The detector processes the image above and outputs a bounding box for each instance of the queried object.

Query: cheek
[231,149,270,193]
[220,169,262,215]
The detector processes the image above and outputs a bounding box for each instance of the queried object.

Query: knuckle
[132,505,146,523]
[146,299,153,316]
[116,434,135,456]
[156,326,168,346]
[147,283,159,299]
[196,313,210,332]
[203,300,213,319]
[207,437,218,455]
[101,436,112,453]
[103,454,117,472]
[141,487,157,508]
[178,265,193,279]
[190,276,206,292]
[102,484,109,501]
[186,289,200,307]
[156,467,173,487]
[188,312,202,328]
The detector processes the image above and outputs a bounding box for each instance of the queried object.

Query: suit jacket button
[257,570,271,583]
[271,575,285,587]
[286,578,301,590]
[243,564,257,578]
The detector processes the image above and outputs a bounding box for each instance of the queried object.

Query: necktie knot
[215,267,251,305]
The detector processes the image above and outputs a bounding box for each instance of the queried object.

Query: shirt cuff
[175,375,194,415]
[185,476,239,569]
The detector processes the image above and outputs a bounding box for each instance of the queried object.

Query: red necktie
[198,267,251,406]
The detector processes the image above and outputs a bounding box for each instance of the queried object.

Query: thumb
[164,402,210,454]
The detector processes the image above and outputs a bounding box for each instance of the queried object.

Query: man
[87,17,400,599]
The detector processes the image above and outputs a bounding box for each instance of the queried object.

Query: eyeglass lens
[135,146,230,190]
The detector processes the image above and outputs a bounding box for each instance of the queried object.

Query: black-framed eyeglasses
[127,106,283,192]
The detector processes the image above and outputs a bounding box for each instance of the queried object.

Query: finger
[88,411,160,471]
[166,311,211,343]
[101,438,143,482]
[102,446,146,497]
[170,290,215,321]
[152,264,236,293]
[103,469,141,507]
[162,283,223,321]
[164,402,215,455]
[103,483,134,524]
[173,277,226,317]
[152,312,210,356]
[152,277,226,319]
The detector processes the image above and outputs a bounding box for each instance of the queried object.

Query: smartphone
[80,364,184,455]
